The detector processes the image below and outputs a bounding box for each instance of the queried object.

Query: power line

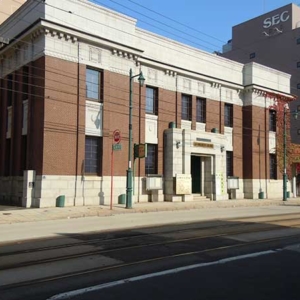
[0,0,294,94]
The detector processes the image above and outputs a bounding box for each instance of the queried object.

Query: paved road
[1,212,300,300]
[69,249,300,300]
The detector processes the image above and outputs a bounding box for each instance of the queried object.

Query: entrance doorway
[191,156,201,194]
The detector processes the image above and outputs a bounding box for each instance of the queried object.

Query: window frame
[269,154,277,179]
[269,110,276,132]
[145,86,158,115]
[224,103,233,127]
[86,67,103,102]
[181,94,192,121]
[145,144,158,175]
[196,97,206,123]
[226,151,233,177]
[84,136,102,175]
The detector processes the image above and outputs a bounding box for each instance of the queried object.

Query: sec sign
[263,11,289,28]
[113,130,121,144]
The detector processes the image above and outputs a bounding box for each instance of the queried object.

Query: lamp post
[126,68,145,209]
[283,105,298,201]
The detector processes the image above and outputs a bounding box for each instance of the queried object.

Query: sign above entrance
[193,142,214,149]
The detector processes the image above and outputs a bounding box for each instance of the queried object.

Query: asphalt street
[1,212,300,300]
[68,249,300,300]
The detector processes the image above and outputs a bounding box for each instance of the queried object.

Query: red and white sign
[113,130,121,144]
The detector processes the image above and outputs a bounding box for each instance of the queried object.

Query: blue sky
[91,0,293,52]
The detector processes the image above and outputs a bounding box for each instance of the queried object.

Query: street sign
[113,130,121,144]
[112,144,122,151]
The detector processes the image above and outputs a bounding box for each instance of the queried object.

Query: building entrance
[191,156,202,194]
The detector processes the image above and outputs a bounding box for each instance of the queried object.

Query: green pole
[283,106,287,201]
[126,69,133,209]
[133,157,136,196]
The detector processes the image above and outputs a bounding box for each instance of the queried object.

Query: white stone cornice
[253,88,266,96]
[165,69,177,77]
[112,48,139,63]
[45,28,78,43]
[211,82,221,89]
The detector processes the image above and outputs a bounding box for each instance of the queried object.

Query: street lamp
[126,68,145,209]
[283,105,298,201]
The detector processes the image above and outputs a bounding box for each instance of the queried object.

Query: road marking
[47,249,280,300]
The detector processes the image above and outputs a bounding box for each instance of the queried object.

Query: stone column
[22,170,35,208]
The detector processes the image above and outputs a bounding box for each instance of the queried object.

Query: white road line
[47,249,280,300]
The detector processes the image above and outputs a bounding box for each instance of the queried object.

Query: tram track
[1,231,300,291]
[1,213,300,257]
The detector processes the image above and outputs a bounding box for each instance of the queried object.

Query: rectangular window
[85,137,102,175]
[22,66,29,100]
[297,37,300,45]
[250,52,256,59]
[7,74,13,106]
[224,103,233,127]
[297,62,300,68]
[86,68,102,101]
[181,94,192,121]
[226,151,233,177]
[269,110,276,132]
[297,83,300,90]
[269,154,277,179]
[196,97,206,123]
[146,86,158,114]
[145,144,157,175]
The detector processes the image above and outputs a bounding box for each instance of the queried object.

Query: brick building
[0,0,295,207]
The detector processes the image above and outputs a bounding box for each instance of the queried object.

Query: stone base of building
[0,175,297,208]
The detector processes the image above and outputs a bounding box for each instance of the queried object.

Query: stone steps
[192,194,210,201]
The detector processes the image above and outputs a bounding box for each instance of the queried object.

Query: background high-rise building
[222,3,300,98]
[0,0,26,25]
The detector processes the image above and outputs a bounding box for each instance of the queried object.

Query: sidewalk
[1,198,300,225]
[1,199,300,244]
